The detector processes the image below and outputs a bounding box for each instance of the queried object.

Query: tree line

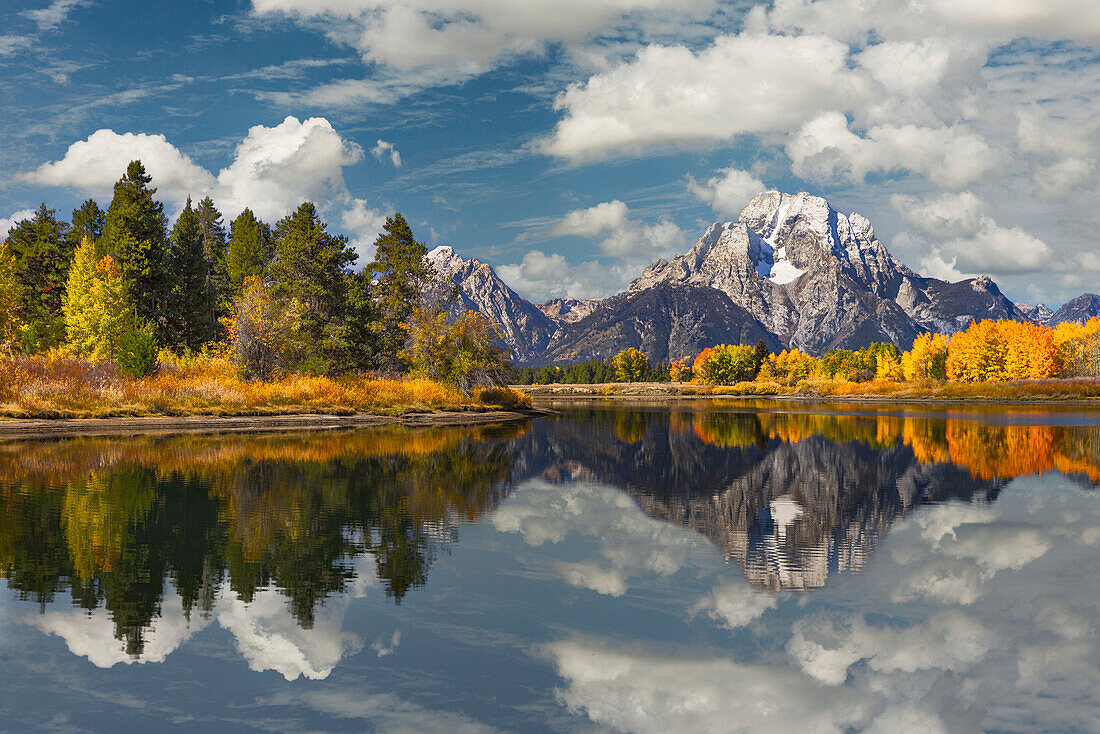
[0,161,506,389]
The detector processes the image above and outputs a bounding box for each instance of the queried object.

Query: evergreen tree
[367,213,435,371]
[225,208,273,292]
[270,202,356,372]
[342,269,379,371]
[167,198,216,350]
[69,199,105,249]
[195,196,229,322]
[101,161,169,332]
[4,203,73,349]
[752,339,770,378]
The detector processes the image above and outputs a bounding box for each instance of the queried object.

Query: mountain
[537,297,599,324]
[629,191,1027,354]
[1016,301,1054,324]
[428,246,557,363]
[1045,293,1100,326]
[540,283,781,364]
[432,190,1092,365]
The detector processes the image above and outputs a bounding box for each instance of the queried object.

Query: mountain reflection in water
[1,404,1098,666]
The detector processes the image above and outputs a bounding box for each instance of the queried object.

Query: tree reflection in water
[0,425,523,657]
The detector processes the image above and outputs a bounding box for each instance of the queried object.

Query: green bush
[116,320,158,378]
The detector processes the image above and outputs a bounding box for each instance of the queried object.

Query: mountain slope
[541,283,781,364]
[1046,293,1100,326]
[429,246,557,364]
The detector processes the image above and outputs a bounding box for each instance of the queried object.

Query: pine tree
[167,198,216,350]
[225,208,273,293]
[270,202,356,372]
[69,199,105,249]
[102,161,169,332]
[367,213,435,371]
[4,203,73,349]
[195,196,229,323]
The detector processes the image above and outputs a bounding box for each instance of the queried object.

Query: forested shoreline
[0,160,528,419]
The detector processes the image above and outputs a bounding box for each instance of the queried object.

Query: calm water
[1,401,1098,733]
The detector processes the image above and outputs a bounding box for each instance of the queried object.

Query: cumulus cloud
[787,113,996,188]
[19,117,389,265]
[1032,157,1097,201]
[20,129,216,204]
[890,191,1056,276]
[544,32,867,161]
[1,208,37,238]
[212,116,364,221]
[370,139,402,168]
[688,167,766,218]
[551,199,686,259]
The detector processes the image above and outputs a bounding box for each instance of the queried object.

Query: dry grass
[798,377,1100,401]
[0,355,533,419]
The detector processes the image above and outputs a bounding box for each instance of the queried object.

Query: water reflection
[2,404,1099,677]
[0,425,523,670]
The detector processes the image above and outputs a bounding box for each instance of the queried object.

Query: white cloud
[891,191,987,239]
[370,139,402,168]
[1033,157,1097,201]
[552,200,686,259]
[499,201,686,299]
[544,32,867,161]
[341,198,390,262]
[251,0,716,76]
[21,0,88,31]
[0,208,38,238]
[890,191,1056,276]
[19,118,387,264]
[20,129,217,203]
[273,689,502,733]
[688,167,766,218]
[787,610,996,686]
[787,113,997,188]
[0,35,33,57]
[212,116,364,222]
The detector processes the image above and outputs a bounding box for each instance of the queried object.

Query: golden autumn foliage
[669,359,691,382]
[945,319,1061,382]
[772,349,817,385]
[1054,318,1100,377]
[902,333,948,381]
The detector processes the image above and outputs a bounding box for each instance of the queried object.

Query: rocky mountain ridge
[430,192,1089,365]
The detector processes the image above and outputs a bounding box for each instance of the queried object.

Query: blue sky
[1,0,1098,306]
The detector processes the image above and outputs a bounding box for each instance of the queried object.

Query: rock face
[540,283,781,364]
[1046,293,1100,326]
[429,246,557,364]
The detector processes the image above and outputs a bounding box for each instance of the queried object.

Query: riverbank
[0,408,547,440]
[518,378,1100,403]
[0,354,534,421]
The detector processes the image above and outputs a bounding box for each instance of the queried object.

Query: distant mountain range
[430,191,1100,365]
